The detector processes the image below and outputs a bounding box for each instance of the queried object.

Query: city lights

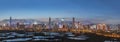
[0,17,119,39]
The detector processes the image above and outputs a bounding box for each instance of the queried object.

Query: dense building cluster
[0,17,120,33]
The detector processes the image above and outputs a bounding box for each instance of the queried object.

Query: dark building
[72,17,75,28]
[16,22,20,28]
[49,17,51,29]
[117,24,120,29]
[9,17,12,27]
[19,24,25,28]
[16,22,25,28]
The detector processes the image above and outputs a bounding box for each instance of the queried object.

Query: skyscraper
[72,17,75,28]
[97,24,108,31]
[49,17,51,29]
[9,16,12,27]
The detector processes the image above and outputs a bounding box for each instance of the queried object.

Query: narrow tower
[10,16,12,27]
[49,17,51,29]
[72,17,75,28]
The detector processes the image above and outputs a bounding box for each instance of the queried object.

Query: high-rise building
[19,24,25,28]
[117,24,120,30]
[72,17,75,28]
[97,24,108,31]
[102,24,107,30]
[90,25,97,30]
[49,17,51,29]
[9,17,12,27]
[108,24,118,30]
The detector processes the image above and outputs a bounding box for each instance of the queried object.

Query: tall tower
[10,16,12,27]
[49,17,51,29]
[72,17,75,28]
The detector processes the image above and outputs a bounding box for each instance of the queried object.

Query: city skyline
[0,17,120,24]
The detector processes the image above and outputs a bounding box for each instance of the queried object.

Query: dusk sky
[0,0,120,21]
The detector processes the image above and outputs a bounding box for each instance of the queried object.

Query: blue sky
[0,0,120,20]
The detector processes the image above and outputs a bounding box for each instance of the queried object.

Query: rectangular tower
[49,17,51,29]
[10,17,12,27]
[72,17,75,28]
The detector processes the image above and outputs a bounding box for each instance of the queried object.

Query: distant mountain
[0,18,93,24]
[0,18,119,25]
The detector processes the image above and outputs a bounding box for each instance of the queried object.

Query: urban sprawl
[0,17,120,38]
